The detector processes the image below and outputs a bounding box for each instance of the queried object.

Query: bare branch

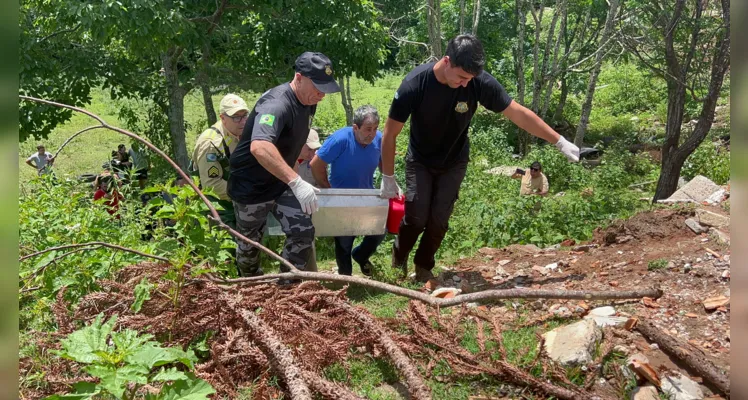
[20,241,169,262]
[54,125,106,158]
[203,272,663,308]
[37,23,81,44]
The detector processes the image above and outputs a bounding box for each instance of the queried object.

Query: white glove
[288,176,320,214]
[380,174,402,199]
[555,136,580,162]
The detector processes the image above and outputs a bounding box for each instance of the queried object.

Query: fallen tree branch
[203,273,662,308]
[635,319,729,396]
[236,307,312,400]
[19,242,169,262]
[331,298,432,400]
[301,370,366,400]
[407,302,604,400]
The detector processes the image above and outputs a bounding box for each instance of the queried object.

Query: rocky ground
[429,202,730,399]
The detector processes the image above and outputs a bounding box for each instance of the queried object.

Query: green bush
[681,141,730,185]
[647,258,669,271]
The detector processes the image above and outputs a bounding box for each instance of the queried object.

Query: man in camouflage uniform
[191,94,249,229]
[228,52,341,277]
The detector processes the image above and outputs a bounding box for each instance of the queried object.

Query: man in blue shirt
[310,105,385,276]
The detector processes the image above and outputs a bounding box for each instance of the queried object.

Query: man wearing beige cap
[191,93,249,229]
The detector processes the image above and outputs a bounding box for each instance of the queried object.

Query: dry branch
[19,242,169,262]
[635,319,729,396]
[205,273,662,308]
[331,298,432,400]
[301,370,366,400]
[236,307,312,400]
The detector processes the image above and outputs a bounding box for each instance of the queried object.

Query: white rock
[545,262,558,271]
[661,372,704,400]
[630,383,660,400]
[452,275,462,283]
[685,218,707,234]
[649,343,659,350]
[498,259,511,266]
[430,288,461,298]
[590,306,616,317]
[542,319,602,367]
[585,315,629,328]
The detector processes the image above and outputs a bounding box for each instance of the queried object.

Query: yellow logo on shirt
[455,102,468,113]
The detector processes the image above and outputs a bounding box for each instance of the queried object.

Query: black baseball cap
[294,52,341,94]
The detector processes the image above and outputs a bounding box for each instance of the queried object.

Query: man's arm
[25,159,36,169]
[250,141,298,184]
[381,118,405,176]
[501,101,560,144]
[309,155,331,188]
[538,174,549,196]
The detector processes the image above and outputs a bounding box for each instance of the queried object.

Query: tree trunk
[472,0,481,34]
[573,0,619,148]
[515,0,530,156]
[161,50,190,172]
[459,0,465,33]
[653,0,730,200]
[339,76,353,126]
[427,0,443,59]
[540,0,566,119]
[201,82,217,126]
[551,73,568,123]
[529,4,544,114]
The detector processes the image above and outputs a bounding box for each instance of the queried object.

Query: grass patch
[647,258,669,271]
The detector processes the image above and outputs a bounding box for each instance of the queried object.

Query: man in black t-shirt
[380,34,580,282]
[228,52,340,277]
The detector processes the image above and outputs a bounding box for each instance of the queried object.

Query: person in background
[191,93,250,230]
[310,105,385,276]
[512,161,549,196]
[129,142,151,189]
[93,174,124,219]
[25,144,55,176]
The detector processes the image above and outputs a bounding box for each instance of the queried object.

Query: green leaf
[159,376,215,400]
[151,367,189,382]
[57,314,116,364]
[131,277,154,313]
[127,343,197,370]
[84,364,148,398]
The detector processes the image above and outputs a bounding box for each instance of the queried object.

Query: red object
[387,195,405,234]
[94,189,123,218]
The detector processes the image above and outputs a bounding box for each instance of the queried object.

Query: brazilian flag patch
[259,114,275,126]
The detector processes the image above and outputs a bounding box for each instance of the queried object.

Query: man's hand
[380,174,401,199]
[288,176,321,214]
[554,136,580,162]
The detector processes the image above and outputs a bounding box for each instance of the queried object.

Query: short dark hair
[445,34,485,76]
[530,161,542,170]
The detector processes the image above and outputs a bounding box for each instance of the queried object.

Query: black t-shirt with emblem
[228,83,316,204]
[388,62,513,168]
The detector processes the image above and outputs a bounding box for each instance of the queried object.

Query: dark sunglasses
[228,114,249,123]
[530,168,540,172]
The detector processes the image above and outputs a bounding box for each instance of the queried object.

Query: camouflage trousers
[233,189,315,276]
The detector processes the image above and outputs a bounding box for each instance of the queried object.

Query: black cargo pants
[393,158,468,271]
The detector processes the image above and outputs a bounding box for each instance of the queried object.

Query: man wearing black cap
[228,52,341,278]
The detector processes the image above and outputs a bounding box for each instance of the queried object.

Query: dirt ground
[441,206,730,398]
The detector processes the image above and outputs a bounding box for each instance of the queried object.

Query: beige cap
[306,129,321,149]
[219,94,249,116]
